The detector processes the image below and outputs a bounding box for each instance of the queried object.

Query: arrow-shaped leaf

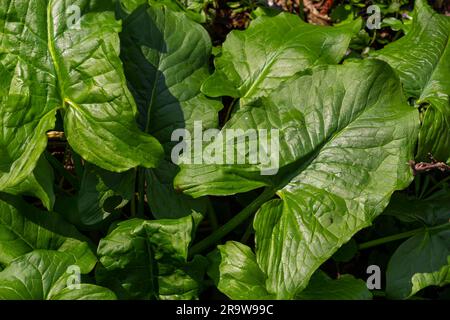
[0,0,164,196]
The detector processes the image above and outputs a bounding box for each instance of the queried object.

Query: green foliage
[96,216,206,300]
[373,0,450,163]
[297,271,372,300]
[180,59,418,299]
[0,0,164,204]
[0,0,448,301]
[384,190,450,298]
[119,4,221,219]
[0,250,115,300]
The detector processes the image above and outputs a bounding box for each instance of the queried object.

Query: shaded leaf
[3,156,55,210]
[297,271,372,300]
[0,0,164,195]
[0,250,114,300]
[177,60,418,299]
[96,216,206,300]
[384,190,450,226]
[55,164,134,230]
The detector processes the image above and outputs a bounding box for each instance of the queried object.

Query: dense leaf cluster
[0,0,448,300]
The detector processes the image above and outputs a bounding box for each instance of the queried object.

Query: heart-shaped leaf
[0,0,164,197]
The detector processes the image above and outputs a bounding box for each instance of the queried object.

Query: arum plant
[0,0,448,301]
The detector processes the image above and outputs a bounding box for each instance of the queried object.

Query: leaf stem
[414,173,422,197]
[189,188,275,257]
[137,167,146,218]
[358,222,450,250]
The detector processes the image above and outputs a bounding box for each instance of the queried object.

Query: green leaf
[207,241,274,300]
[79,164,134,227]
[386,229,450,299]
[0,0,164,194]
[410,259,450,297]
[297,271,372,300]
[201,13,361,103]
[330,4,354,25]
[177,60,418,299]
[384,191,450,226]
[0,250,115,300]
[96,216,206,300]
[119,0,207,22]
[120,5,221,219]
[50,284,118,300]
[372,0,450,162]
[0,193,96,270]
[3,155,55,210]
[381,17,410,33]
[149,0,207,23]
[145,163,208,220]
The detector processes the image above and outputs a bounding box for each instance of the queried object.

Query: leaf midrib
[126,8,165,134]
[0,211,35,253]
[46,1,66,107]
